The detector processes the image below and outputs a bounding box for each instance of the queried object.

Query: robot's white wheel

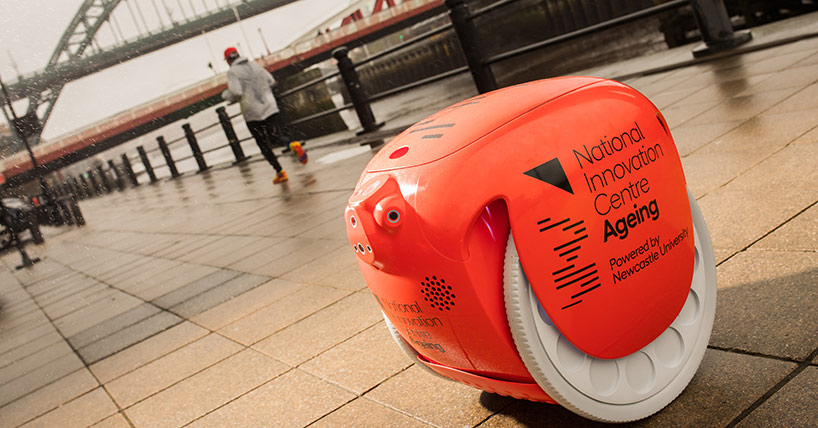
[504,189,716,422]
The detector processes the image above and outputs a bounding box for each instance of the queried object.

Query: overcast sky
[0,0,353,140]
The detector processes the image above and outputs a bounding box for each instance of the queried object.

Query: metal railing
[485,0,692,65]
[60,0,750,199]
[447,0,751,93]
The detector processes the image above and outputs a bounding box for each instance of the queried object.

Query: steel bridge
[1,0,441,184]
[1,0,305,149]
[0,0,442,181]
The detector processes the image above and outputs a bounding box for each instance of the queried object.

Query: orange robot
[345,77,716,422]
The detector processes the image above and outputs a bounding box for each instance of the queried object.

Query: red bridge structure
[1,0,444,185]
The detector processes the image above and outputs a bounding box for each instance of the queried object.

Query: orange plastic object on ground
[346,77,698,410]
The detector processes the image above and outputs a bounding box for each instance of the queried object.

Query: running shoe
[273,170,288,184]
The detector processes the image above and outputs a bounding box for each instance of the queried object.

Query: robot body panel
[346,78,709,419]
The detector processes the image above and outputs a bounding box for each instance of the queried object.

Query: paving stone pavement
[1,18,817,428]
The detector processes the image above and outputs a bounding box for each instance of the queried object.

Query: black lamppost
[0,74,50,197]
[0,73,46,268]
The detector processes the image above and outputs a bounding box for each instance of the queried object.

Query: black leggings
[246,114,289,172]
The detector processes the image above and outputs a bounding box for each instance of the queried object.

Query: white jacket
[221,57,279,122]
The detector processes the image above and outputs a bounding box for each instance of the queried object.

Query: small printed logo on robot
[410,337,446,353]
[573,121,647,169]
[570,120,668,245]
[371,293,447,352]
[609,227,688,284]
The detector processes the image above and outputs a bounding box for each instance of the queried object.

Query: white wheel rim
[505,189,716,422]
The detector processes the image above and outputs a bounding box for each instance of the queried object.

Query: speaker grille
[420,275,455,312]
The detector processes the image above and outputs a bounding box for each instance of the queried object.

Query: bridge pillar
[121,154,139,187]
[690,0,752,57]
[332,46,384,134]
[216,107,248,164]
[183,123,210,173]
[445,0,497,94]
[137,146,158,183]
[157,136,180,178]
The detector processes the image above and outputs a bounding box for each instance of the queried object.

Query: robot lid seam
[366,78,608,174]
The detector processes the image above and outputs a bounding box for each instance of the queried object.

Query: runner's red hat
[223,47,238,60]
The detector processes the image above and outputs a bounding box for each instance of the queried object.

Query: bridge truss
[1,0,298,149]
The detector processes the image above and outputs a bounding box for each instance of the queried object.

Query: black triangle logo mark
[524,157,574,194]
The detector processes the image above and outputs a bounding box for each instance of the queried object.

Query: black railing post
[332,46,384,134]
[108,159,125,191]
[55,196,74,226]
[87,169,101,196]
[137,146,158,183]
[95,163,112,193]
[445,0,497,94]
[66,178,75,198]
[216,107,248,163]
[79,175,91,198]
[77,177,88,198]
[0,198,41,269]
[183,123,210,172]
[157,136,180,178]
[121,153,139,186]
[70,193,85,226]
[53,180,73,224]
[70,177,82,199]
[690,0,752,57]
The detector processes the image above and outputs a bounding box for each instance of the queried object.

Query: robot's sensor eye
[389,146,409,159]
[387,210,400,224]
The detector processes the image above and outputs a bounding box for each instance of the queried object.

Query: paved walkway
[2,18,818,428]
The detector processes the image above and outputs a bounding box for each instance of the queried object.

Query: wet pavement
[2,14,818,428]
